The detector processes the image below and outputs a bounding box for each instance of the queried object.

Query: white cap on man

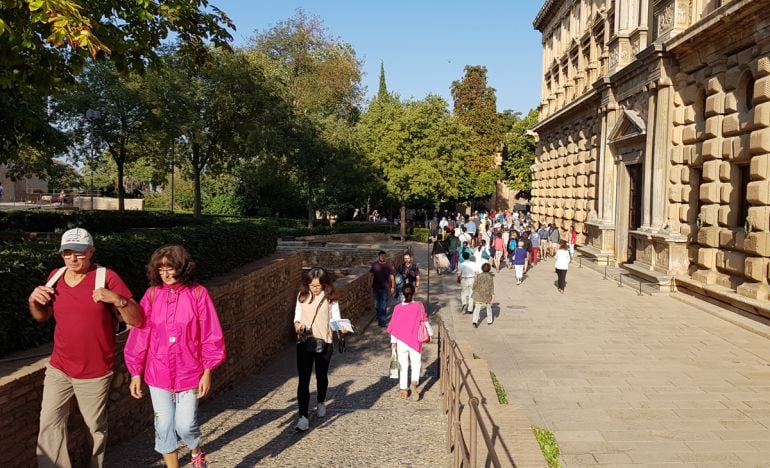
[59,228,94,253]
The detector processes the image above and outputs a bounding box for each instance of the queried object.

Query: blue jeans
[149,386,200,454]
[373,287,389,323]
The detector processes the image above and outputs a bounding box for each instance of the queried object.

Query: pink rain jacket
[124,284,226,392]
[387,301,428,353]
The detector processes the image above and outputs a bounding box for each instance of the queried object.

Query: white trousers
[395,340,422,390]
[514,264,524,280]
[473,303,493,324]
[460,277,475,310]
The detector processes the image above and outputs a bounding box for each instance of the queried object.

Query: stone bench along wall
[0,251,373,467]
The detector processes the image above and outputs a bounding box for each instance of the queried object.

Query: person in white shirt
[475,240,491,267]
[457,252,480,313]
[554,240,571,293]
[458,226,471,245]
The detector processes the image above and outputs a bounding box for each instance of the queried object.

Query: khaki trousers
[37,364,113,468]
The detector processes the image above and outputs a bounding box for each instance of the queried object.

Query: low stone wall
[294,232,395,243]
[72,196,144,211]
[437,321,547,467]
[0,251,373,467]
[278,238,408,271]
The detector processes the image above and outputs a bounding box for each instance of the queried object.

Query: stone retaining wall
[0,251,373,467]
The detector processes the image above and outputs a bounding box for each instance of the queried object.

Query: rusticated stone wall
[673,45,770,299]
[0,251,375,467]
[531,108,601,244]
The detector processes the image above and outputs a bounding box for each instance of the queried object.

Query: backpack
[46,266,126,332]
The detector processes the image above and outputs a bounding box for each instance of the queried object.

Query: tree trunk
[191,144,203,218]
[116,151,125,211]
[400,203,406,241]
[306,182,314,228]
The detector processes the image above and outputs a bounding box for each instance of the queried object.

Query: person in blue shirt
[512,240,529,285]
[529,228,540,266]
[464,218,477,247]
[537,224,549,260]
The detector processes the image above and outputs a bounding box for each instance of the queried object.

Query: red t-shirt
[47,265,133,379]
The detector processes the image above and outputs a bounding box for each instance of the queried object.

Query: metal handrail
[436,316,506,468]
[575,254,676,296]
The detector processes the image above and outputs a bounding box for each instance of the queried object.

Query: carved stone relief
[675,0,691,27]
[657,1,675,36]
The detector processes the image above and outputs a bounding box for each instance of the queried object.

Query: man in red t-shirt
[28,228,144,468]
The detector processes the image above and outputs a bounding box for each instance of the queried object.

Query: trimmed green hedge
[412,228,430,243]
[277,221,397,238]
[0,210,212,234]
[0,219,277,357]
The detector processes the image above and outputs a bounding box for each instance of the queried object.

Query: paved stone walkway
[434,249,770,467]
[105,308,447,467]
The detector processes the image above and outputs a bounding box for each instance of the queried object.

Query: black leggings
[556,268,568,290]
[296,342,333,417]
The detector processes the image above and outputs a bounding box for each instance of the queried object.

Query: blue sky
[209,1,544,113]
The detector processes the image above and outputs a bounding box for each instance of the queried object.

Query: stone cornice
[663,0,766,56]
[533,0,565,32]
[532,87,600,132]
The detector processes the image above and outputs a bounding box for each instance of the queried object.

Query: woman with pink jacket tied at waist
[387,283,434,399]
[124,245,226,468]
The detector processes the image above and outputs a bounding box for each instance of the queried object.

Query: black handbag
[305,337,327,354]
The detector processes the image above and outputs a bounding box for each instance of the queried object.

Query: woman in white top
[292,267,346,432]
[554,240,571,293]
[475,239,491,267]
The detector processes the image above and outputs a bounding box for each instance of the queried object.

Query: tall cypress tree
[377,61,388,99]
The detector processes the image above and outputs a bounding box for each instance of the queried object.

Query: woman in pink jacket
[125,245,226,468]
[387,283,433,399]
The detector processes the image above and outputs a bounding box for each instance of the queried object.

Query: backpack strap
[45,267,67,288]
[94,266,106,290]
[45,265,106,291]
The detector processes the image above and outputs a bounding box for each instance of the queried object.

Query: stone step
[573,255,673,296]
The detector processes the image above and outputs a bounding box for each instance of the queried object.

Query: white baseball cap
[59,228,94,253]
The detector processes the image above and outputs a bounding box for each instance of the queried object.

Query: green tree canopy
[56,61,151,210]
[246,9,367,225]
[0,0,234,173]
[501,108,538,192]
[450,65,504,202]
[0,0,233,89]
[250,8,362,122]
[357,94,475,236]
[144,48,289,217]
[450,65,502,156]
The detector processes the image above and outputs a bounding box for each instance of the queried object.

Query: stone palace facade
[530,0,770,308]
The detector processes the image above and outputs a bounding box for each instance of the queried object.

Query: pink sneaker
[191,450,208,468]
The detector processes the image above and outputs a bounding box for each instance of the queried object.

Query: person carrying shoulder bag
[293,267,348,432]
